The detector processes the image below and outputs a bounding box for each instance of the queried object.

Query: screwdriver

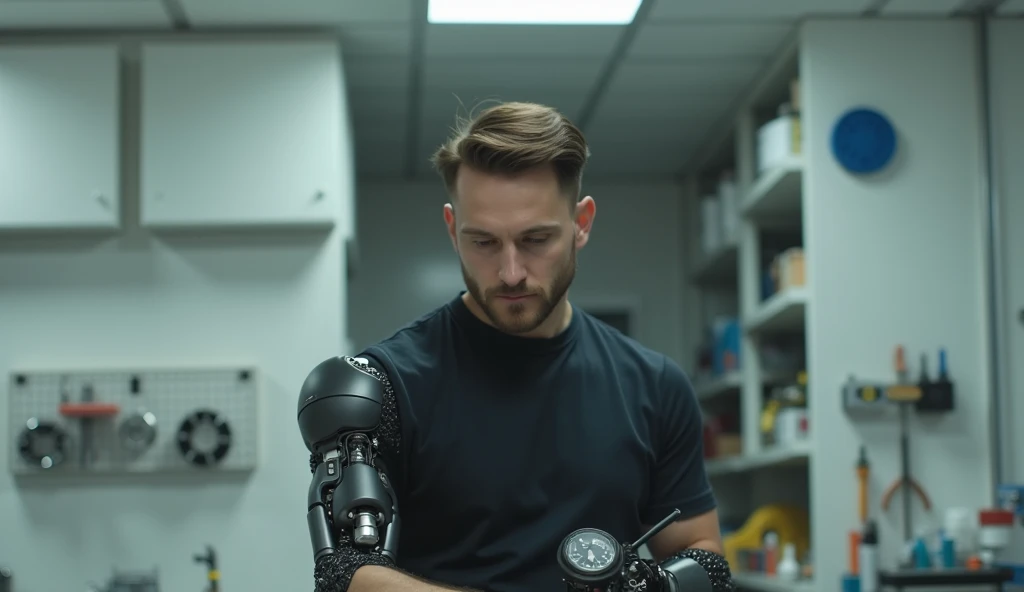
[857,446,870,525]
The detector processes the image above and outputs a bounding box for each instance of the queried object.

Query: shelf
[745,288,807,335]
[733,573,815,592]
[741,159,803,224]
[705,441,811,476]
[694,372,743,402]
[691,243,738,286]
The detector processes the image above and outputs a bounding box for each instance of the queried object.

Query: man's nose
[498,247,527,286]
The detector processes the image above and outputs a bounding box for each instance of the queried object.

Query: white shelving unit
[745,288,807,335]
[741,157,803,220]
[683,36,813,592]
[705,440,811,476]
[694,371,743,402]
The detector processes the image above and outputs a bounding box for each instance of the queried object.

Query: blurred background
[1,1,1023,591]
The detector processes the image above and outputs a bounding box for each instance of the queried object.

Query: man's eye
[473,239,495,247]
[523,236,549,244]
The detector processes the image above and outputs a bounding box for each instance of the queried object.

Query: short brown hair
[430,101,590,203]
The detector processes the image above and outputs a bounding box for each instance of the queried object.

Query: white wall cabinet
[0,45,121,231]
[139,40,345,228]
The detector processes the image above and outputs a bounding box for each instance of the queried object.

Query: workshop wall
[990,17,1024,561]
[801,19,994,582]
[0,44,351,592]
[348,180,690,366]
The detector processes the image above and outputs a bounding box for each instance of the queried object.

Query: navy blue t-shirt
[360,294,715,592]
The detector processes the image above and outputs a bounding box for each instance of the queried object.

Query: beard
[461,243,576,335]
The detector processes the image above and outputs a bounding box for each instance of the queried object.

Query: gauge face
[563,530,617,574]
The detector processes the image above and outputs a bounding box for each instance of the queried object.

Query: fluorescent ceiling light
[427,0,643,24]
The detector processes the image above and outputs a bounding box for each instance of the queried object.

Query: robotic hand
[298,355,402,583]
[557,510,735,592]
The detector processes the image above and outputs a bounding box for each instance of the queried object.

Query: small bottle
[860,521,880,592]
[764,532,779,576]
[777,543,800,581]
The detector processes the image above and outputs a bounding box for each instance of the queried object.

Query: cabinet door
[0,45,120,230]
[140,40,345,228]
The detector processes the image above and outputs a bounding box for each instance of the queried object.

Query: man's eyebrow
[460,223,561,237]
[521,223,560,234]
[460,227,494,237]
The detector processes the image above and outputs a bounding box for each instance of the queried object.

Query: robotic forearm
[557,510,734,592]
[298,356,402,566]
[658,548,733,592]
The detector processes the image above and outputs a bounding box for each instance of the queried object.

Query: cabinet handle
[93,192,110,209]
[312,190,325,202]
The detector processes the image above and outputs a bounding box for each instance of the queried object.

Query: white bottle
[860,521,880,592]
[777,543,800,581]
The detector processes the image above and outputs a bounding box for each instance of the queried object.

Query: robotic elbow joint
[298,356,400,562]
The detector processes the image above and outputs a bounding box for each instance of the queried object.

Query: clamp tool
[880,345,932,541]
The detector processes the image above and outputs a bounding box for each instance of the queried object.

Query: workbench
[879,567,1014,591]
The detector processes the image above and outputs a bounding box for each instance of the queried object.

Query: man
[309,102,733,592]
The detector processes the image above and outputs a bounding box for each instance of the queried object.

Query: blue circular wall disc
[830,108,897,174]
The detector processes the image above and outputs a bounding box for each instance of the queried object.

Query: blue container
[841,574,861,592]
[913,538,931,569]
[712,317,741,375]
[941,537,955,568]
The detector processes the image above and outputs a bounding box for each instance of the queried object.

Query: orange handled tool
[856,446,870,524]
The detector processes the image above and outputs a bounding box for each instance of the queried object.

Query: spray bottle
[860,520,880,592]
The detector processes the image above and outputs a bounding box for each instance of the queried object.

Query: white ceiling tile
[0,0,171,28]
[180,0,412,26]
[648,0,873,20]
[339,25,412,56]
[345,57,409,89]
[423,58,605,90]
[419,86,589,122]
[882,0,964,13]
[425,24,621,57]
[609,58,766,95]
[631,22,796,58]
[998,0,1024,13]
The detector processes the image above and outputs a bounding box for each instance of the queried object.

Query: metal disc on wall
[830,107,897,174]
[119,410,158,454]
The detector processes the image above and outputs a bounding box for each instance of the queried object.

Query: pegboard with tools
[7,366,259,476]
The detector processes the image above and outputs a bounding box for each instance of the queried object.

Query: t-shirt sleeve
[641,356,717,525]
[353,348,410,502]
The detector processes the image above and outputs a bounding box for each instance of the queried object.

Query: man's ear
[443,203,457,252]
[574,196,596,249]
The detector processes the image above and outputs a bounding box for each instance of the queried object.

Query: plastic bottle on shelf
[777,542,800,582]
[860,520,880,592]
[764,532,779,576]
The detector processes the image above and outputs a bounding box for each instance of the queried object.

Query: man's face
[444,165,595,335]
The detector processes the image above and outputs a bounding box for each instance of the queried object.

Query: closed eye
[523,235,550,244]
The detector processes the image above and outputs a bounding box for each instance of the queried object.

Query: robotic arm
[557,510,734,592]
[297,355,402,567]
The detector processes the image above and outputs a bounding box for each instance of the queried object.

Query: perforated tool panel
[7,367,259,476]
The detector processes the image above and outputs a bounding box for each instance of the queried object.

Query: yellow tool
[856,446,870,525]
[723,504,810,570]
[193,545,219,592]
